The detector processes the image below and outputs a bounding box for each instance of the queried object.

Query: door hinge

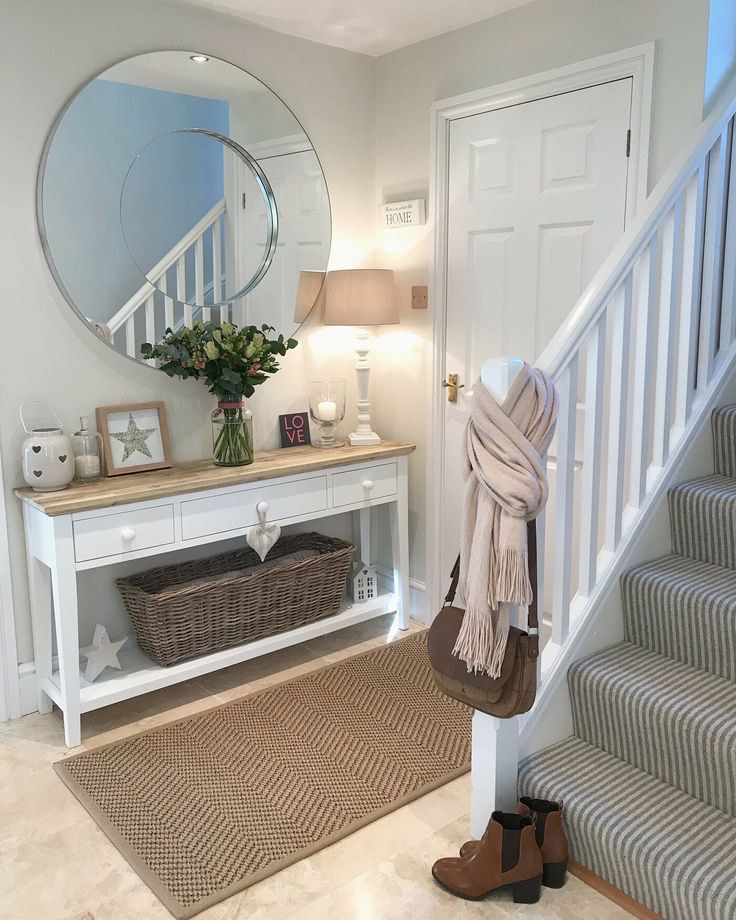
[626,129,632,158]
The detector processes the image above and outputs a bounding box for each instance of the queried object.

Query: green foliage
[141,321,298,399]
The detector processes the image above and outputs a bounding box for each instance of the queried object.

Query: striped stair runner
[519,405,736,920]
[622,556,736,683]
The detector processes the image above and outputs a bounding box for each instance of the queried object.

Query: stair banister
[472,74,736,834]
[470,356,527,832]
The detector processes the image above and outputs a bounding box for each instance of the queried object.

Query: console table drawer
[332,462,398,507]
[73,505,175,562]
[181,475,329,541]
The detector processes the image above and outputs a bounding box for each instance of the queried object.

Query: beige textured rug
[55,631,472,918]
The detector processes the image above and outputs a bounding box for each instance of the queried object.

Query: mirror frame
[36,49,332,368]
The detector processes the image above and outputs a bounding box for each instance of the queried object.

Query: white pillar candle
[75,454,101,479]
[317,400,337,422]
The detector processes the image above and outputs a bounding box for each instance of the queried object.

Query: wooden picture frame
[96,402,172,477]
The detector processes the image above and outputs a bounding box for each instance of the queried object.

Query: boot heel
[542,858,568,888]
[512,874,542,904]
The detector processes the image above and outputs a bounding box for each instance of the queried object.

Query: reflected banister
[107,199,226,335]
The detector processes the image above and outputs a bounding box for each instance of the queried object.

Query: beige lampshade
[293,270,326,323]
[324,269,399,326]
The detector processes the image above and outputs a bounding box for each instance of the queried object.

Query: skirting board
[569,861,666,920]
[17,661,38,717]
[375,565,427,623]
[14,577,428,718]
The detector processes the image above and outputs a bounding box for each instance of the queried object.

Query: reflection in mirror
[120,128,278,305]
[39,51,331,364]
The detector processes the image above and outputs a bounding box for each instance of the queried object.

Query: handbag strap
[445,520,540,658]
[527,520,539,658]
[444,555,461,605]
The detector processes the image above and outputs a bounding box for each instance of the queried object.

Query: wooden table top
[15,441,415,517]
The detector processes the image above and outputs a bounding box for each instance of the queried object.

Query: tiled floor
[0,615,630,920]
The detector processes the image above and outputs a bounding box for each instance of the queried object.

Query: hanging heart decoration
[246,501,280,562]
[247,521,281,562]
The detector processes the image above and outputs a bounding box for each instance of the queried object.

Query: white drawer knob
[120,527,136,542]
[256,501,270,516]
[363,479,375,490]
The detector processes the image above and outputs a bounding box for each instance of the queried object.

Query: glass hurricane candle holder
[72,416,104,483]
[309,379,346,448]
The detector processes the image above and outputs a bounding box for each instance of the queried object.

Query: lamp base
[348,430,382,446]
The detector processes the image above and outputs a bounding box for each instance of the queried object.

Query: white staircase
[472,74,736,841]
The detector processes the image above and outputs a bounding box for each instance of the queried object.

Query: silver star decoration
[110,413,157,462]
[80,625,127,682]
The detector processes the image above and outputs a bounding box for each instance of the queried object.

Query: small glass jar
[212,399,254,466]
[309,379,347,448]
[71,416,104,483]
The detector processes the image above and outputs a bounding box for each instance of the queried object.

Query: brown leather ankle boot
[432,811,543,902]
[459,797,569,888]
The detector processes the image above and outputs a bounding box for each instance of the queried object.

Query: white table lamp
[324,269,399,446]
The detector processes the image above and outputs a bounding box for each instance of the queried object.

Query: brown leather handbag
[427,521,539,718]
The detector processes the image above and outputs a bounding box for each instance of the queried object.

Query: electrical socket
[411,285,428,309]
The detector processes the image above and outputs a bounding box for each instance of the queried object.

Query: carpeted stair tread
[712,405,736,477]
[518,736,736,920]
[622,554,736,682]
[668,474,736,569]
[568,641,736,815]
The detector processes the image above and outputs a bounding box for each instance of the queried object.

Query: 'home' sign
[381,199,426,229]
[279,412,311,448]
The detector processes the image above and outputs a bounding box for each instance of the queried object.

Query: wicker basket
[116,532,355,667]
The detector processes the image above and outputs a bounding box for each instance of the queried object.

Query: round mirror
[38,51,331,363]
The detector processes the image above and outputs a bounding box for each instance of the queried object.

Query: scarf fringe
[453,604,510,679]
[493,547,533,607]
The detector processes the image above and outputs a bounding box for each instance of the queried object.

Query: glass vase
[211,399,254,466]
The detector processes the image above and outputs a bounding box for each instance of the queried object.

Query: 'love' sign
[279,412,311,448]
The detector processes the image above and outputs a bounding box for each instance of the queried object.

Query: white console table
[16,441,414,747]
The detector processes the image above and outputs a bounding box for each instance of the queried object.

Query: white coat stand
[470,355,524,837]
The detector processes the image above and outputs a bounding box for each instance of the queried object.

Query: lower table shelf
[44,590,398,713]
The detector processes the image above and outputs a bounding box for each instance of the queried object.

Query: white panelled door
[236,149,331,331]
[441,78,633,589]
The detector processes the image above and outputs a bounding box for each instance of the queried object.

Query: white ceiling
[172,0,536,56]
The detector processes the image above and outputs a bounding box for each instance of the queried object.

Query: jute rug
[55,631,472,918]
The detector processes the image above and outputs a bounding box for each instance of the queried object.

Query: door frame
[0,443,20,722]
[426,44,654,616]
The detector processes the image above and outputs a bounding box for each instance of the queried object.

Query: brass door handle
[442,373,464,402]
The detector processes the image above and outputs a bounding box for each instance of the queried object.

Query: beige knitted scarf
[454,364,558,678]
